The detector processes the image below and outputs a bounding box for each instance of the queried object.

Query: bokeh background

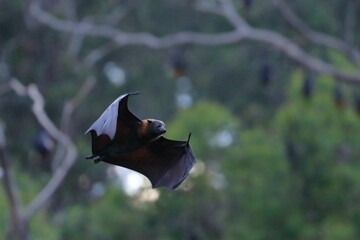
[1,0,360,239]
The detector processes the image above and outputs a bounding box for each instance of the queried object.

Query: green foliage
[0,187,10,238]
[61,186,154,239]
[274,70,360,239]
[166,101,240,158]
[30,214,60,240]
[328,50,359,71]
[223,128,296,239]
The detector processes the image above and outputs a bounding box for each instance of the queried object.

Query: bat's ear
[147,119,153,124]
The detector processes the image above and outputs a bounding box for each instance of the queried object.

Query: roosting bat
[170,49,187,77]
[333,85,344,109]
[85,92,196,190]
[302,72,315,99]
[259,62,273,87]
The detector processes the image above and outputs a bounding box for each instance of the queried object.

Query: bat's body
[85,92,196,190]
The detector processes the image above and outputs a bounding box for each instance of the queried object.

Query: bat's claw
[187,132,192,144]
[86,155,97,160]
[86,154,102,164]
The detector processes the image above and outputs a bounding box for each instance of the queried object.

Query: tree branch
[8,78,78,219]
[246,28,360,83]
[272,0,360,66]
[60,76,96,132]
[82,42,119,68]
[29,0,360,83]
[0,122,27,240]
[29,1,245,47]
[218,0,250,31]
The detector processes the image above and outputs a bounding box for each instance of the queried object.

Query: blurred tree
[275,71,360,239]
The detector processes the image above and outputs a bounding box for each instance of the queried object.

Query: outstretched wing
[85,92,141,154]
[102,136,196,190]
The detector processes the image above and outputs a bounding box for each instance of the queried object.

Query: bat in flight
[85,92,196,190]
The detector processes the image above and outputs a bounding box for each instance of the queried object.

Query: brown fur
[139,119,150,139]
[138,119,164,142]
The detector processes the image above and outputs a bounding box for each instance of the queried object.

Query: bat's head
[146,119,166,140]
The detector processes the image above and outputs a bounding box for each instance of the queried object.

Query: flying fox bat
[85,92,196,190]
[333,85,344,109]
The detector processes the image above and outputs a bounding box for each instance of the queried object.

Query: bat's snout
[160,127,167,134]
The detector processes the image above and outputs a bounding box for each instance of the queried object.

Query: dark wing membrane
[90,132,112,155]
[150,137,196,189]
[85,92,141,140]
[117,92,141,123]
[102,136,196,189]
[85,92,141,154]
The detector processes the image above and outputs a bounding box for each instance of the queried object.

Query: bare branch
[195,0,250,30]
[218,0,250,31]
[29,0,360,83]
[272,0,360,66]
[25,143,77,218]
[65,5,128,59]
[29,1,245,47]
[84,6,129,25]
[194,0,224,15]
[8,78,78,219]
[9,79,27,96]
[67,33,85,59]
[83,42,119,68]
[68,76,96,112]
[61,0,83,57]
[0,122,26,240]
[246,28,360,83]
[60,76,96,132]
